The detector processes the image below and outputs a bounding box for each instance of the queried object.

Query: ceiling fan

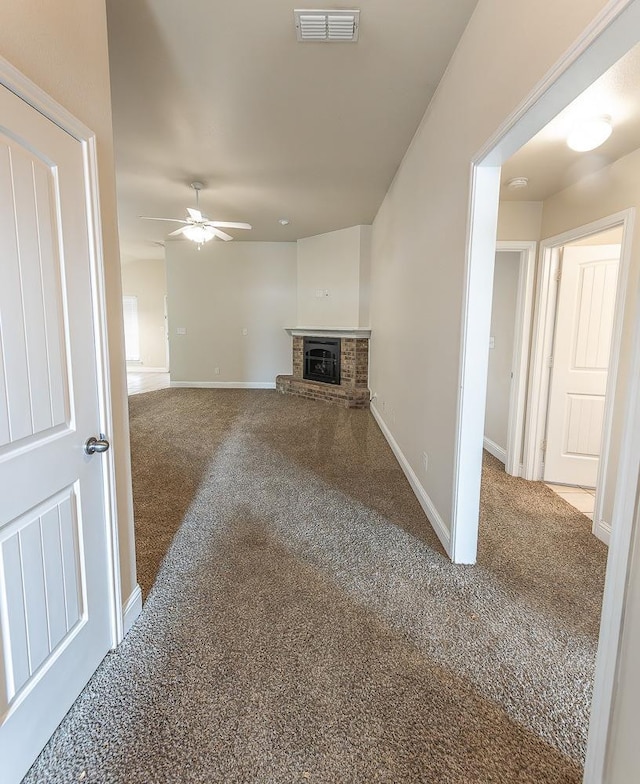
[140,182,252,246]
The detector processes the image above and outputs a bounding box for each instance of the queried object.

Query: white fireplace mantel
[285,327,371,339]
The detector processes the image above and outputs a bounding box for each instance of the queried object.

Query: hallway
[23,390,607,783]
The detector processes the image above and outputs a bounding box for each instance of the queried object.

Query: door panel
[565,394,606,456]
[1,487,84,705]
[544,245,620,487]
[0,133,69,449]
[0,82,112,784]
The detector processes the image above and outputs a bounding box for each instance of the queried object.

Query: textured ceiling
[106,0,479,261]
[501,41,640,203]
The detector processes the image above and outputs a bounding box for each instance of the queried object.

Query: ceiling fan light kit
[182,224,216,244]
[139,181,252,248]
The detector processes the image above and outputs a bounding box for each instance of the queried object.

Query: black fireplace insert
[303,337,341,385]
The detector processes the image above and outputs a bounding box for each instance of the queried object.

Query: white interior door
[544,244,621,487]
[0,83,113,783]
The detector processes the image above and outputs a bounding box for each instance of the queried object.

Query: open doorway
[455,3,640,780]
[485,220,629,547]
[120,258,170,395]
[484,241,536,476]
[541,233,622,494]
[526,219,631,545]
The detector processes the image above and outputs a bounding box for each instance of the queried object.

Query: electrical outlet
[214,367,220,375]
[176,327,187,335]
[315,289,324,298]
[422,452,429,473]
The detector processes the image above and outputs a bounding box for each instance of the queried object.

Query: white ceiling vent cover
[294,9,360,42]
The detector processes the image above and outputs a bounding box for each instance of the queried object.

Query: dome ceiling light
[567,117,612,152]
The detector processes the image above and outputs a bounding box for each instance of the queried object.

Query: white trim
[594,519,612,546]
[370,403,451,556]
[163,295,170,373]
[476,0,640,166]
[127,366,169,373]
[593,216,634,541]
[286,327,371,339]
[0,55,124,647]
[451,1,640,779]
[586,266,640,781]
[495,241,537,477]
[523,246,561,481]
[451,164,501,564]
[122,585,142,637]
[170,381,276,389]
[483,437,506,464]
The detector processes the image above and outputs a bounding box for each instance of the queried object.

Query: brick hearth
[276,336,370,409]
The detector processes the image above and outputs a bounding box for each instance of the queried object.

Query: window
[122,295,140,362]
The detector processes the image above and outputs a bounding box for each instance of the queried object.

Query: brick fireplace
[276,329,370,408]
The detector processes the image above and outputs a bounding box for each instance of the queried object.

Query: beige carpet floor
[22,389,607,783]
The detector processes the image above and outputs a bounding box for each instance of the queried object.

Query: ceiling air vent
[294,9,360,42]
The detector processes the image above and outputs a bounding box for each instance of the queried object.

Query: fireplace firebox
[303,337,341,385]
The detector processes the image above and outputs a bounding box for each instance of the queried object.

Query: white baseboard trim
[122,584,142,637]
[483,436,507,464]
[127,366,169,373]
[170,381,276,389]
[594,519,611,546]
[370,403,451,557]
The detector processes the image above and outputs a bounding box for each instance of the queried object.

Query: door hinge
[556,268,562,282]
[541,439,547,453]
[548,356,554,368]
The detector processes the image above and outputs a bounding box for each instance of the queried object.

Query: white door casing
[544,245,620,487]
[487,241,537,478]
[452,0,640,778]
[0,79,115,783]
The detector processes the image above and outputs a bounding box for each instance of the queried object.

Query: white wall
[359,226,373,328]
[497,201,543,240]
[0,0,136,603]
[369,0,613,529]
[367,2,640,776]
[485,252,520,455]
[166,241,296,384]
[297,225,371,327]
[121,259,167,370]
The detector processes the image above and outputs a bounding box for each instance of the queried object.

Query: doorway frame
[524,211,634,546]
[451,0,640,780]
[491,241,537,477]
[0,56,124,646]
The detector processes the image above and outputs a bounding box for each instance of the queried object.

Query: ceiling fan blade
[211,227,233,241]
[187,208,203,221]
[208,221,252,230]
[168,226,187,237]
[139,217,189,224]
